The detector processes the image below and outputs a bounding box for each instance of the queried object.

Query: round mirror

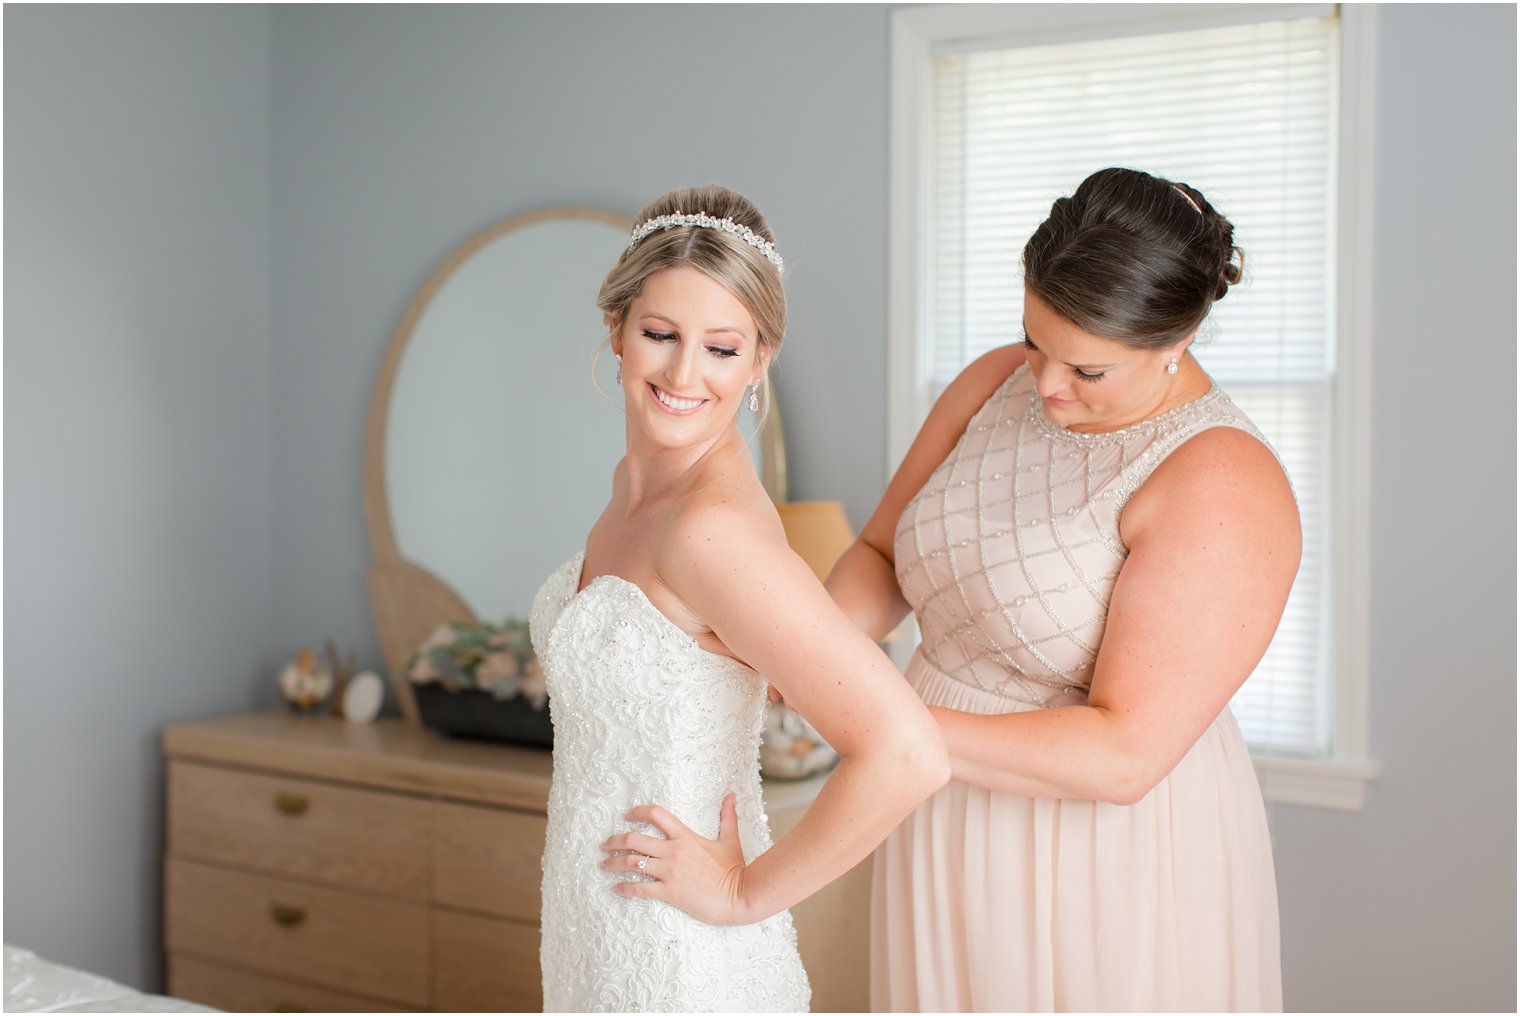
[364,208,786,691]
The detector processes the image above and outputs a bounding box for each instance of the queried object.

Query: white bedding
[4,945,216,1013]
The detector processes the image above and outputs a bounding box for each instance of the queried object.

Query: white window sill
[1252,754,1379,811]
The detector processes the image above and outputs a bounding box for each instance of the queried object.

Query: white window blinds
[931,15,1339,756]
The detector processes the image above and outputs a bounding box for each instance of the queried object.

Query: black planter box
[412,683,553,749]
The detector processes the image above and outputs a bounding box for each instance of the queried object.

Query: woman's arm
[604,496,951,926]
[932,427,1302,804]
[823,540,909,643]
[825,343,1028,639]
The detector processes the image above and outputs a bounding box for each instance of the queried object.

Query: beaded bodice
[894,364,1270,708]
[529,552,809,1012]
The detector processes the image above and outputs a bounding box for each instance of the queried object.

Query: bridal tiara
[627,212,784,272]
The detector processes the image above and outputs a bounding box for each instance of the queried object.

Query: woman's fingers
[613,877,663,900]
[602,852,662,879]
[600,830,666,856]
[624,803,688,839]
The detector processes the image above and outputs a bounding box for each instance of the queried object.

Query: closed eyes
[642,329,740,358]
[1022,334,1107,383]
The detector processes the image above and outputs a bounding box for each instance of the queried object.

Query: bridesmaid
[827,168,1299,1011]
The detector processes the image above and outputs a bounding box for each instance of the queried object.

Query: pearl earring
[748,380,761,413]
[1167,359,1179,376]
[614,354,622,385]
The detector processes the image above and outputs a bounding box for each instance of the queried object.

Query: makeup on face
[615,267,761,446]
[1021,290,1193,433]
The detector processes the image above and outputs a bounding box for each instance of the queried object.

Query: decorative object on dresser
[405,619,551,747]
[276,648,333,713]
[161,712,869,1012]
[760,703,839,780]
[341,671,385,725]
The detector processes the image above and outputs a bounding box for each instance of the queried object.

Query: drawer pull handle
[270,903,307,927]
[274,793,309,816]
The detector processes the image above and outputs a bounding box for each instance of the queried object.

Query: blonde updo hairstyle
[598,186,786,413]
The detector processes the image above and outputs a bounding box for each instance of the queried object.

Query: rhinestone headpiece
[626,212,784,272]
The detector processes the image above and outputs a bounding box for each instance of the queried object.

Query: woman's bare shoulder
[1124,424,1299,552]
[662,473,787,563]
[940,344,1027,414]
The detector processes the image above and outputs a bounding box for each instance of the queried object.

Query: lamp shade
[777,501,856,583]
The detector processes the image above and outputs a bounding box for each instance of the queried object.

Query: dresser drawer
[165,858,428,1007]
[431,799,545,920]
[168,760,429,898]
[168,955,399,1012]
[432,909,541,1012]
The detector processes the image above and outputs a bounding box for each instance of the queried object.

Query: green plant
[405,619,545,709]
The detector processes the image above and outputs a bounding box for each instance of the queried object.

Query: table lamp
[777,500,856,582]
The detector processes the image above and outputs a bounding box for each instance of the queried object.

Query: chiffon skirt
[871,657,1282,1012]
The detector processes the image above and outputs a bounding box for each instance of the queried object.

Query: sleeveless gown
[530,552,811,1013]
[873,363,1284,1012]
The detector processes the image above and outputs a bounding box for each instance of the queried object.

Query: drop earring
[748,380,761,413]
[1167,359,1179,376]
[614,354,622,385]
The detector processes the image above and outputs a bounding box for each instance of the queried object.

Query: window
[890,4,1377,808]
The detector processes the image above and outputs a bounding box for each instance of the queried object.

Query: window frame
[887,2,1378,810]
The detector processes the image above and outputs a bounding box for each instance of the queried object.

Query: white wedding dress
[530,551,811,1013]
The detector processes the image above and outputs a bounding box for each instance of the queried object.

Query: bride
[529,186,949,1012]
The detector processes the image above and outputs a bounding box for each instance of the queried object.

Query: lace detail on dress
[531,553,810,1013]
[894,364,1283,708]
[529,553,581,662]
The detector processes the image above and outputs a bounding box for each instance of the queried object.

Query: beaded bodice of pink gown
[872,363,1283,1012]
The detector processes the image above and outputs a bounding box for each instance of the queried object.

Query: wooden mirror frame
[364,206,788,723]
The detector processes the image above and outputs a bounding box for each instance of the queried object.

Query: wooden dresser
[162,712,869,1012]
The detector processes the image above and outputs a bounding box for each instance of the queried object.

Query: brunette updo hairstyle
[598,186,786,372]
[1022,167,1244,350]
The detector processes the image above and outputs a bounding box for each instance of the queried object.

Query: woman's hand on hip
[601,794,755,926]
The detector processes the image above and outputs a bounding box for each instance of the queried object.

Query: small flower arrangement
[406,619,547,710]
[279,647,334,712]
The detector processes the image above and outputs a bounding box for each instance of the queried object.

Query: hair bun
[1022,168,1245,348]
[1211,213,1244,301]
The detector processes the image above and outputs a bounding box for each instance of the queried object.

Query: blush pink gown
[872,364,1283,1012]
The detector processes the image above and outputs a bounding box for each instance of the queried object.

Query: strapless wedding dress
[530,552,810,1013]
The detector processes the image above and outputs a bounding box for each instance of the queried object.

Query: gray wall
[1268,5,1518,1011]
[4,4,1514,1009]
[3,5,273,991]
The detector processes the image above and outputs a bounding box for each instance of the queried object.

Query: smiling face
[1022,289,1196,433]
[611,266,764,454]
